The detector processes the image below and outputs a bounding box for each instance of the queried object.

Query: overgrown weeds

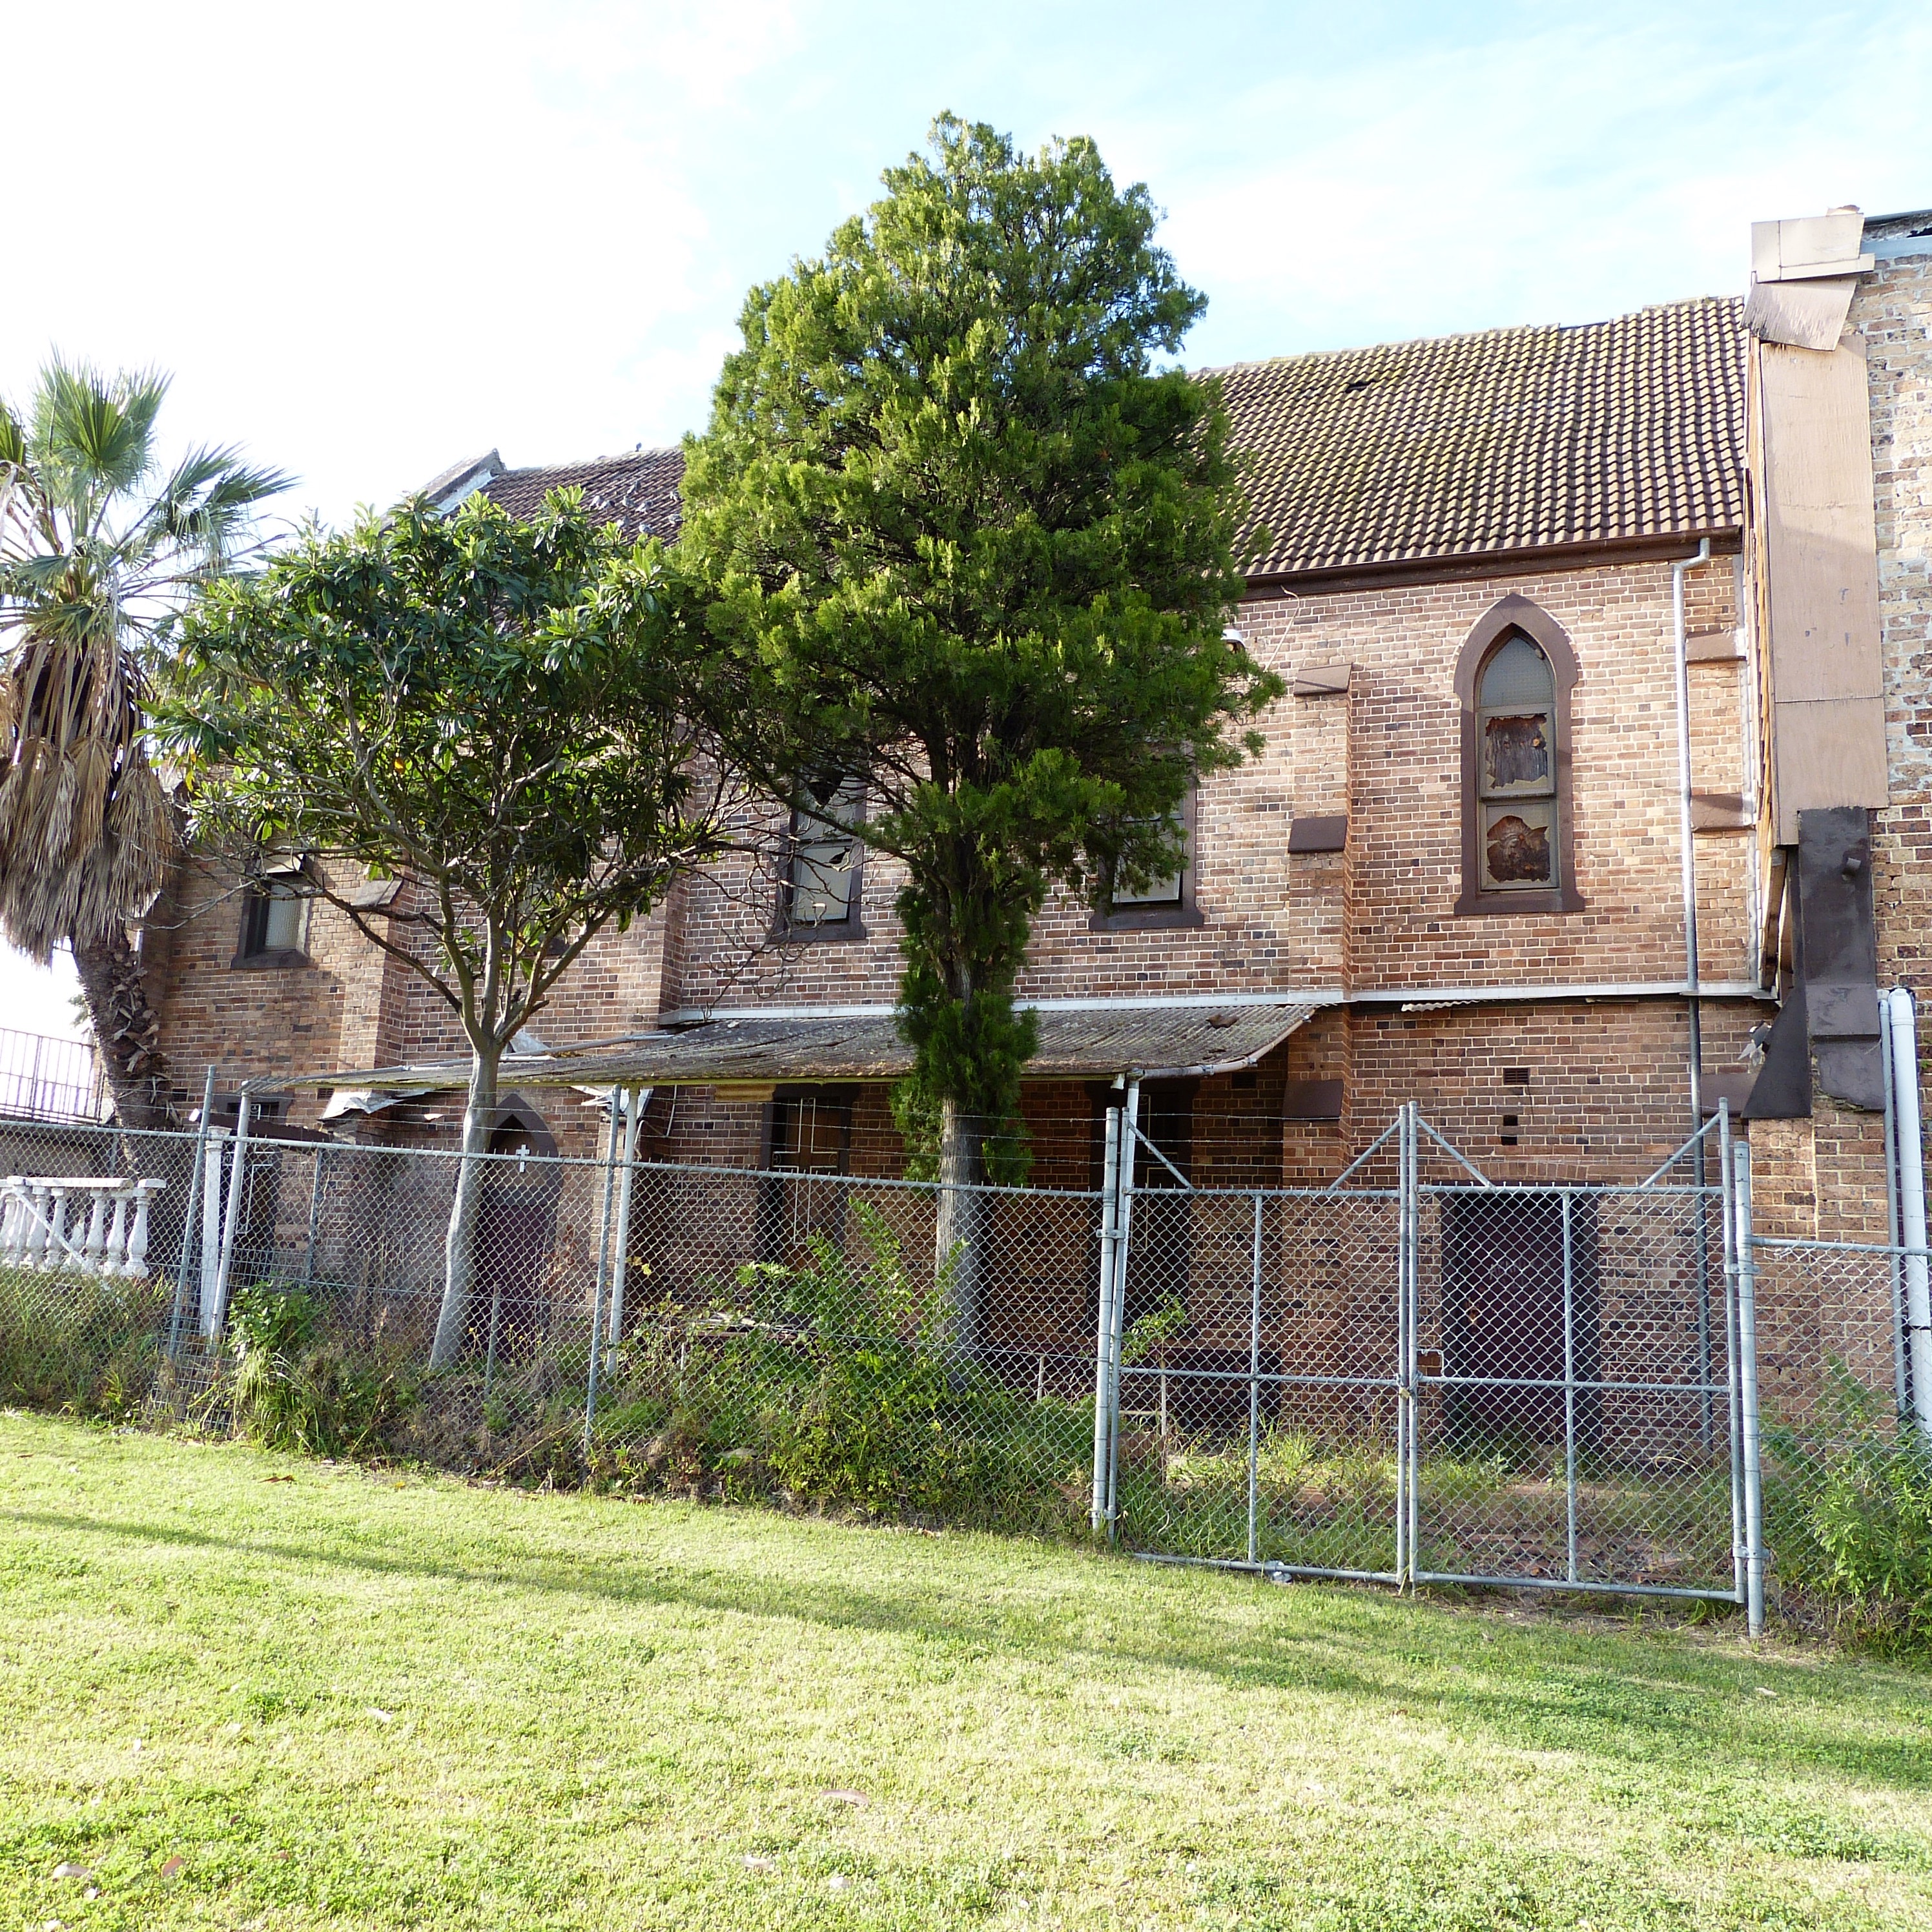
[0,1264,166,1417]
[1763,1366,1932,1653]
[576,1206,1087,1530]
[221,1280,422,1458]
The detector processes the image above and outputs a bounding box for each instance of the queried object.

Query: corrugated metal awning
[266,1002,1324,1096]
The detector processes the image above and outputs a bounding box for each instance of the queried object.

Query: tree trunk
[935,1095,987,1361]
[69,923,176,1133]
[430,1048,500,1371]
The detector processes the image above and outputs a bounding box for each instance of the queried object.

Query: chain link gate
[1094,1096,1408,1582]
[1100,1100,1761,1620]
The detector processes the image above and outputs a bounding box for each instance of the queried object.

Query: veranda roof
[263,1001,1323,1098]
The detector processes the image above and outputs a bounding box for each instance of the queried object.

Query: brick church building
[139,203,1932,1246]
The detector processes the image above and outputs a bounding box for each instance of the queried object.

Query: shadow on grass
[6,1498,1927,1801]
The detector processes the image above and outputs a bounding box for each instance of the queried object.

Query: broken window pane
[1481,712,1553,794]
[788,776,864,926]
[790,841,856,923]
[1481,801,1556,889]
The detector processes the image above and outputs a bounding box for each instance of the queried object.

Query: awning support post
[605,1087,648,1369]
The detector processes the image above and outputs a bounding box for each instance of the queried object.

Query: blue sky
[5,0,1929,1038]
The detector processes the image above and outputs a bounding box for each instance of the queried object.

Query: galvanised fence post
[1091,1102,1122,1537]
[1246,1189,1262,1568]
[167,1067,216,1362]
[1732,1136,1765,1638]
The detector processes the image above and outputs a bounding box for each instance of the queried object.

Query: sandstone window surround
[780,774,868,941]
[1089,788,1205,932]
[1454,596,1585,916]
[234,857,313,967]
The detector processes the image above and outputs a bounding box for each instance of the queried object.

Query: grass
[1,1414,1929,1932]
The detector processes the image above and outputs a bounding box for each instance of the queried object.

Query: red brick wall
[147,547,1774,1188]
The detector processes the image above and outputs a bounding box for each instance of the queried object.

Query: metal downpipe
[1886,989,1932,1435]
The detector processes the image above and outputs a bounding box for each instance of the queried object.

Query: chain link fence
[1743,1234,1930,1634]
[0,1101,1924,1628]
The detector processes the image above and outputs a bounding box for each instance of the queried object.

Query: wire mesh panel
[1746,1237,1927,1620]
[11,1095,1918,1613]
[0,1118,205,1417]
[1412,1181,1738,1595]
[1111,1184,1405,1578]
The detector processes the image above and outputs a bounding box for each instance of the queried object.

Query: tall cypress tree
[681,116,1280,1330]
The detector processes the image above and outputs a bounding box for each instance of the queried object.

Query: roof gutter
[1242,527,1743,597]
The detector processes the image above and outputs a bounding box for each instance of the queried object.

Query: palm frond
[32,357,166,512]
[138,444,293,567]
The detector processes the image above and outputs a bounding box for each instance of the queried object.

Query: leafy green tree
[680,116,1280,1335]
[0,359,288,1128]
[159,491,743,1369]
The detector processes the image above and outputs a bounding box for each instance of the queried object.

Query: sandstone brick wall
[1862,248,1932,996]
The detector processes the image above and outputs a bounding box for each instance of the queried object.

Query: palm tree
[0,358,289,1129]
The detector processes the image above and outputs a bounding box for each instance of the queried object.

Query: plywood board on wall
[1756,340,1887,842]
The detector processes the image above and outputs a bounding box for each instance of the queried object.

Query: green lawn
[1,1413,1927,1931]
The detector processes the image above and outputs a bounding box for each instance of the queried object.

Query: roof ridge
[493,446,683,479]
[1195,294,1742,381]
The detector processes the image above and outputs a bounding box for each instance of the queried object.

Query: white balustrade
[0,1177,168,1278]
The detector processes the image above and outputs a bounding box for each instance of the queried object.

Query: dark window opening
[474,1107,562,1364]
[238,872,309,961]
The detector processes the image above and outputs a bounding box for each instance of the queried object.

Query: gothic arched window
[1454,596,1585,916]
[1476,632,1559,891]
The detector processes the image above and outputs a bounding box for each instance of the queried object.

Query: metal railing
[0,1028,106,1125]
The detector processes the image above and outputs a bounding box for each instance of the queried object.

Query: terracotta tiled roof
[447,295,1745,579]
[1211,296,1747,580]
[480,447,685,543]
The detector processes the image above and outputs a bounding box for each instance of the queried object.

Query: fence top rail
[3,1175,165,1193]
[1751,1235,1932,1259]
[1419,1180,1723,1199]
